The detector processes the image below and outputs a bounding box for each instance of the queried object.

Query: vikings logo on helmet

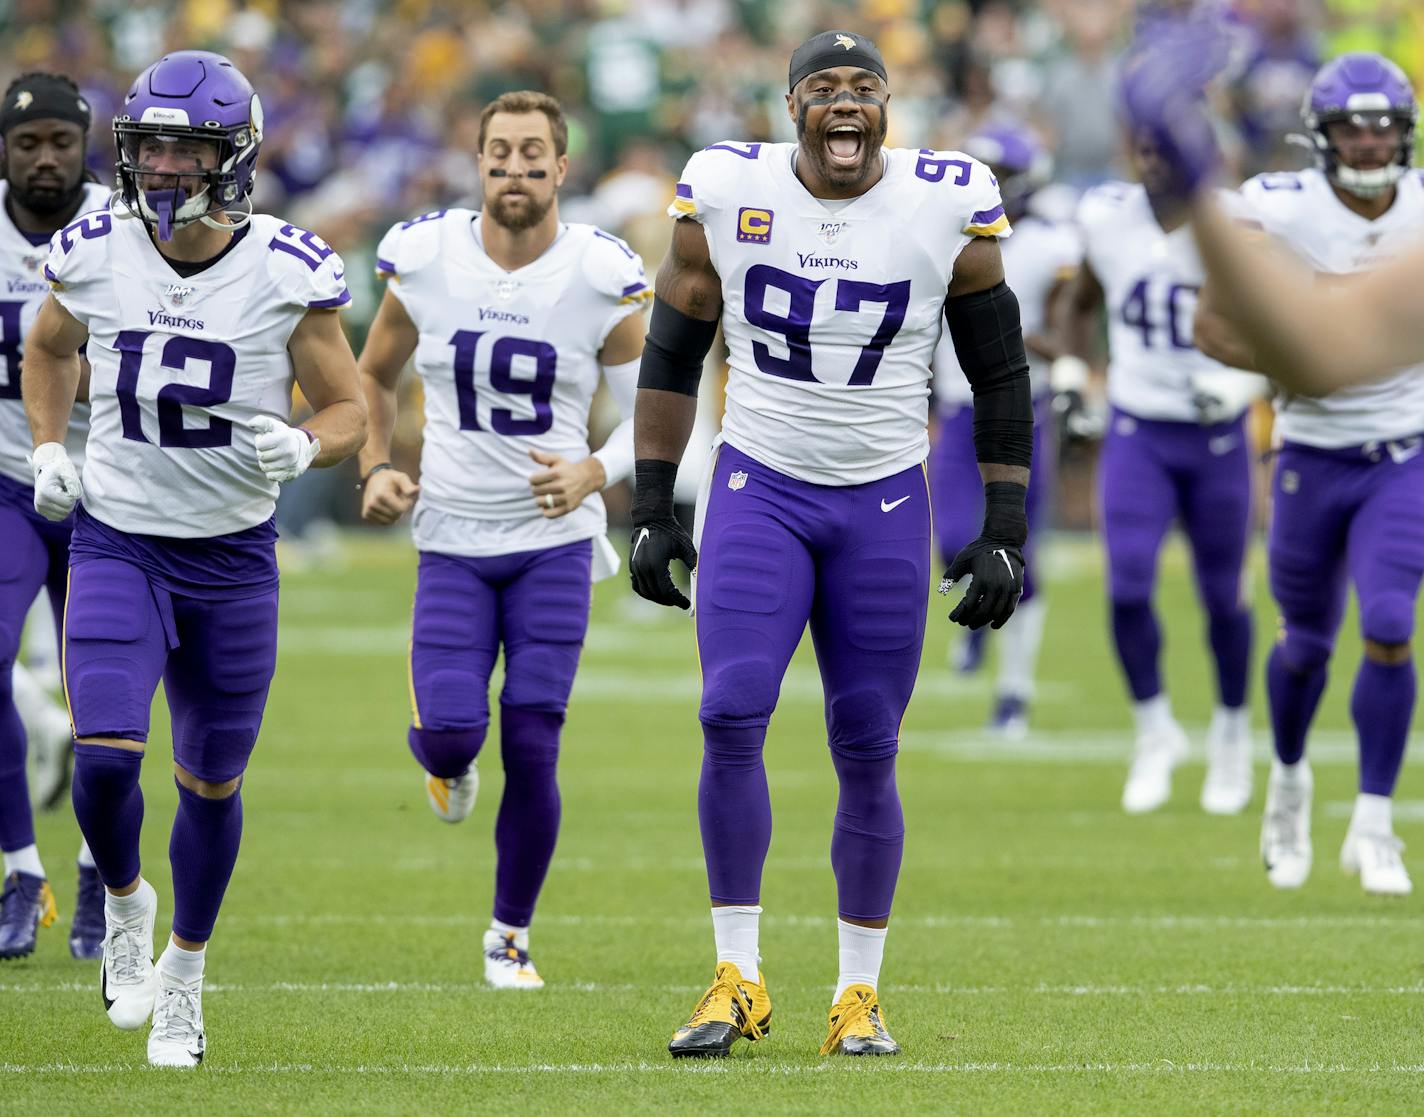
[835,34,856,50]
[1299,52,1418,200]
[13,90,32,110]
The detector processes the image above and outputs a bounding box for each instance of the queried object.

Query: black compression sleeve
[944,280,1034,468]
[638,296,718,396]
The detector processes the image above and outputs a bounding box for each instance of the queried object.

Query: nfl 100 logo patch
[728,470,748,491]
[736,208,773,245]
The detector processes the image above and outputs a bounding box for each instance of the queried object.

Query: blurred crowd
[3,0,1421,539]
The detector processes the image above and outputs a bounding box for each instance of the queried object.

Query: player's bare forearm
[22,294,86,445]
[1193,282,1262,372]
[634,388,698,465]
[1056,262,1104,366]
[355,289,420,472]
[1190,195,1424,394]
[289,307,368,466]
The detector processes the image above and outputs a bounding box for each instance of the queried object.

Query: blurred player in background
[357,90,646,989]
[629,31,1032,1058]
[0,72,108,962]
[1060,136,1265,817]
[930,124,1079,737]
[23,51,365,1065]
[1195,55,1424,897]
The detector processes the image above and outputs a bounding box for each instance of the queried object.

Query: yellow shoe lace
[819,989,885,1055]
[685,966,766,1040]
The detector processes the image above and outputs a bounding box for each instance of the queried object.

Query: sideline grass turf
[5,534,1422,1115]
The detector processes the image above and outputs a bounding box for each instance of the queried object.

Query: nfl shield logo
[495,278,520,301]
[728,470,748,492]
[818,220,846,245]
[165,283,194,307]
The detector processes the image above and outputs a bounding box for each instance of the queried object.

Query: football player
[0,72,109,961]
[1058,136,1264,817]
[356,90,646,989]
[629,31,1032,1057]
[23,51,365,1065]
[1195,56,1424,896]
[929,125,1079,736]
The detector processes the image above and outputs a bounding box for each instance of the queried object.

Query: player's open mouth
[826,125,863,166]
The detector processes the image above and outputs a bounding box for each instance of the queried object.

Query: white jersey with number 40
[44,207,349,537]
[1233,168,1424,448]
[672,141,1011,486]
[0,181,110,486]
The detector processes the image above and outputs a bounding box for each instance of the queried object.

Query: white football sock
[3,843,44,879]
[1133,693,1175,737]
[105,880,150,919]
[1211,704,1250,739]
[1272,757,1311,789]
[158,940,205,984]
[835,919,887,1001]
[77,840,96,869]
[711,905,761,982]
[489,919,529,952]
[997,596,1046,701]
[1351,792,1392,834]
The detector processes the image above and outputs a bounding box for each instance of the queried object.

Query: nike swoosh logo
[632,527,649,563]
[996,548,1014,577]
[880,496,910,513]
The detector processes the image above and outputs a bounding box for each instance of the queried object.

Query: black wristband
[982,481,1028,547]
[631,458,679,522]
[358,462,393,491]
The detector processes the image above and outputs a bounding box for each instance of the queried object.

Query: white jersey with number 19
[671,141,1010,486]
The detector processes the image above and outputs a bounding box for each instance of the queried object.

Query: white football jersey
[932,212,1080,408]
[376,210,649,558]
[671,141,1010,486]
[1077,181,1247,423]
[44,207,348,537]
[1234,168,1424,447]
[0,181,108,486]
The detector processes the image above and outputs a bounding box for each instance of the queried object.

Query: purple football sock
[169,781,243,943]
[1353,659,1415,798]
[699,723,772,906]
[1111,600,1162,702]
[491,707,562,928]
[71,744,144,889]
[0,679,34,852]
[829,748,903,922]
[1207,607,1253,710]
[1266,643,1327,766]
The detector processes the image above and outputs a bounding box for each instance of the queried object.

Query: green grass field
[4,532,1423,1115]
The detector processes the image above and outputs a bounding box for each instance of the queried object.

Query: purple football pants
[696,443,929,923]
[1267,440,1424,795]
[1098,408,1254,708]
[64,555,277,941]
[406,540,592,928]
[0,477,71,854]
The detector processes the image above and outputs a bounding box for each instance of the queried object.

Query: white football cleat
[425,767,478,824]
[1201,710,1253,815]
[1341,829,1412,897]
[148,968,205,1067]
[1260,761,1312,890]
[101,879,159,1030]
[483,929,544,990]
[1122,722,1189,814]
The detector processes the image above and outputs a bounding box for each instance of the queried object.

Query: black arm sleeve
[637,296,719,396]
[944,280,1034,468]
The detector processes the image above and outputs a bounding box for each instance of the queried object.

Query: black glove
[629,459,697,610]
[941,481,1027,630]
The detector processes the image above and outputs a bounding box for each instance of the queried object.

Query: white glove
[30,442,82,521]
[1190,369,1270,426]
[249,416,320,483]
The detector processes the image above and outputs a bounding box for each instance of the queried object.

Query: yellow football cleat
[668,961,771,1058]
[820,984,900,1056]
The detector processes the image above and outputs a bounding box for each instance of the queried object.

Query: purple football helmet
[113,51,263,240]
[1301,53,1416,199]
[961,125,1051,221]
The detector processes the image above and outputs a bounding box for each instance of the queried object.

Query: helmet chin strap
[200,195,253,231]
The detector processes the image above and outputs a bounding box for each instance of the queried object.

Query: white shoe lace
[154,981,203,1045]
[1263,793,1307,858]
[1358,831,1406,872]
[106,923,150,985]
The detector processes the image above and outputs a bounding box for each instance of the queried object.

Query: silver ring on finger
[544,493,555,509]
